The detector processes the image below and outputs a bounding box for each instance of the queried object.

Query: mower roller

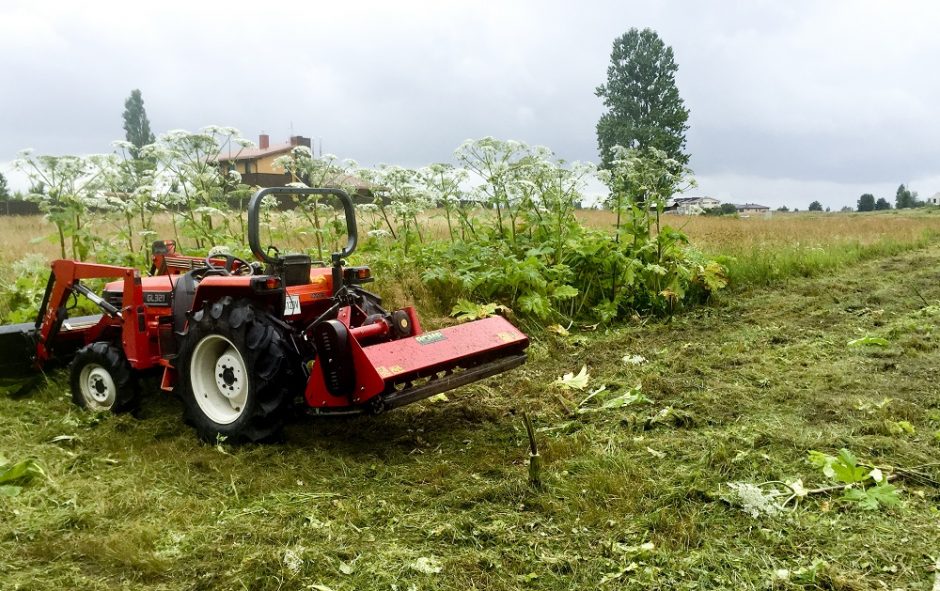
[0,187,528,441]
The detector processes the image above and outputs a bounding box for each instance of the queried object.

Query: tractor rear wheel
[69,342,138,413]
[177,297,296,442]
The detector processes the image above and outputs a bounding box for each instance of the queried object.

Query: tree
[122,89,155,159]
[0,171,9,215]
[702,202,737,216]
[596,28,690,169]
[777,205,789,212]
[857,193,875,212]
[874,197,891,211]
[894,184,920,209]
[808,200,823,211]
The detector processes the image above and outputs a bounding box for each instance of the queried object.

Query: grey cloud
[1,0,938,209]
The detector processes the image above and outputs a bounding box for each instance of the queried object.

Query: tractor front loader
[0,187,528,442]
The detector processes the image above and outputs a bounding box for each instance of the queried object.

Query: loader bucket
[0,314,103,378]
[305,315,529,411]
[0,321,39,377]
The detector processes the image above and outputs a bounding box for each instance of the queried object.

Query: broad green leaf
[885,420,915,436]
[866,483,901,508]
[831,448,867,484]
[842,483,900,510]
[551,285,579,300]
[517,293,551,319]
[807,451,836,479]
[0,458,45,485]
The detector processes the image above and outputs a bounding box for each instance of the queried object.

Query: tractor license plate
[284,295,301,316]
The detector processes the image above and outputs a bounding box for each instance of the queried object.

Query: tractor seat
[269,254,312,287]
[172,270,199,334]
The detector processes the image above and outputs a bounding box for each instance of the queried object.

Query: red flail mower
[0,188,528,441]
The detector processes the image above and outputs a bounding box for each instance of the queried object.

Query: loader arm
[32,260,147,367]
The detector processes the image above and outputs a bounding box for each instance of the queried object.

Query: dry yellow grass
[574,209,940,286]
[4,209,940,289]
[577,208,940,252]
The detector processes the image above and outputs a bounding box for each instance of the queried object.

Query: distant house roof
[733,203,770,211]
[216,134,312,162]
[217,142,295,162]
[667,196,720,208]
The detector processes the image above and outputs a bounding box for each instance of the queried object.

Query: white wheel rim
[79,364,117,410]
[190,334,249,425]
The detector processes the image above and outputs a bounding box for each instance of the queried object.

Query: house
[216,134,311,187]
[733,203,771,214]
[664,196,721,215]
[215,133,374,200]
[927,193,940,206]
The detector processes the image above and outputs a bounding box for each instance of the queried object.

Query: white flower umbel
[722,482,785,518]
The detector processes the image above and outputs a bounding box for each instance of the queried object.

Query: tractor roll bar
[247,187,358,265]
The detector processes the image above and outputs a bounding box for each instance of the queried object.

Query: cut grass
[2,245,939,589]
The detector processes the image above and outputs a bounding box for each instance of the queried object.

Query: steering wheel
[205,254,253,276]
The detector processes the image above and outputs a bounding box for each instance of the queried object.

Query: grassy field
[1,211,939,589]
[579,208,940,288]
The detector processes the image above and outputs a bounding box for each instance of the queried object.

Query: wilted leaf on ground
[451,299,510,321]
[579,384,648,413]
[847,336,889,347]
[0,457,45,493]
[411,556,442,574]
[547,324,570,336]
[554,365,590,390]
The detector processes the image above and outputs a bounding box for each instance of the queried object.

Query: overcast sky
[2,0,939,209]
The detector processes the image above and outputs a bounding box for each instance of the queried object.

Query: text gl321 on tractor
[0,187,529,441]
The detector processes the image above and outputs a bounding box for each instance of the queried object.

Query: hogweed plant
[273,147,360,261]
[7,131,727,326]
[15,151,108,260]
[141,126,254,251]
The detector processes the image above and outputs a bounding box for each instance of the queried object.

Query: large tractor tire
[177,297,296,443]
[69,342,138,413]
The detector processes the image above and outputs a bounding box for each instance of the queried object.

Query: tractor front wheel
[69,342,138,413]
[178,298,296,442]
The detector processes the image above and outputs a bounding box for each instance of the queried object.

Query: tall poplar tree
[596,28,690,169]
[122,89,155,159]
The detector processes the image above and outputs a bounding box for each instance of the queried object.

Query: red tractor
[0,187,528,441]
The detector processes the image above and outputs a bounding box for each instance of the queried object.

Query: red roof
[216,142,295,162]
